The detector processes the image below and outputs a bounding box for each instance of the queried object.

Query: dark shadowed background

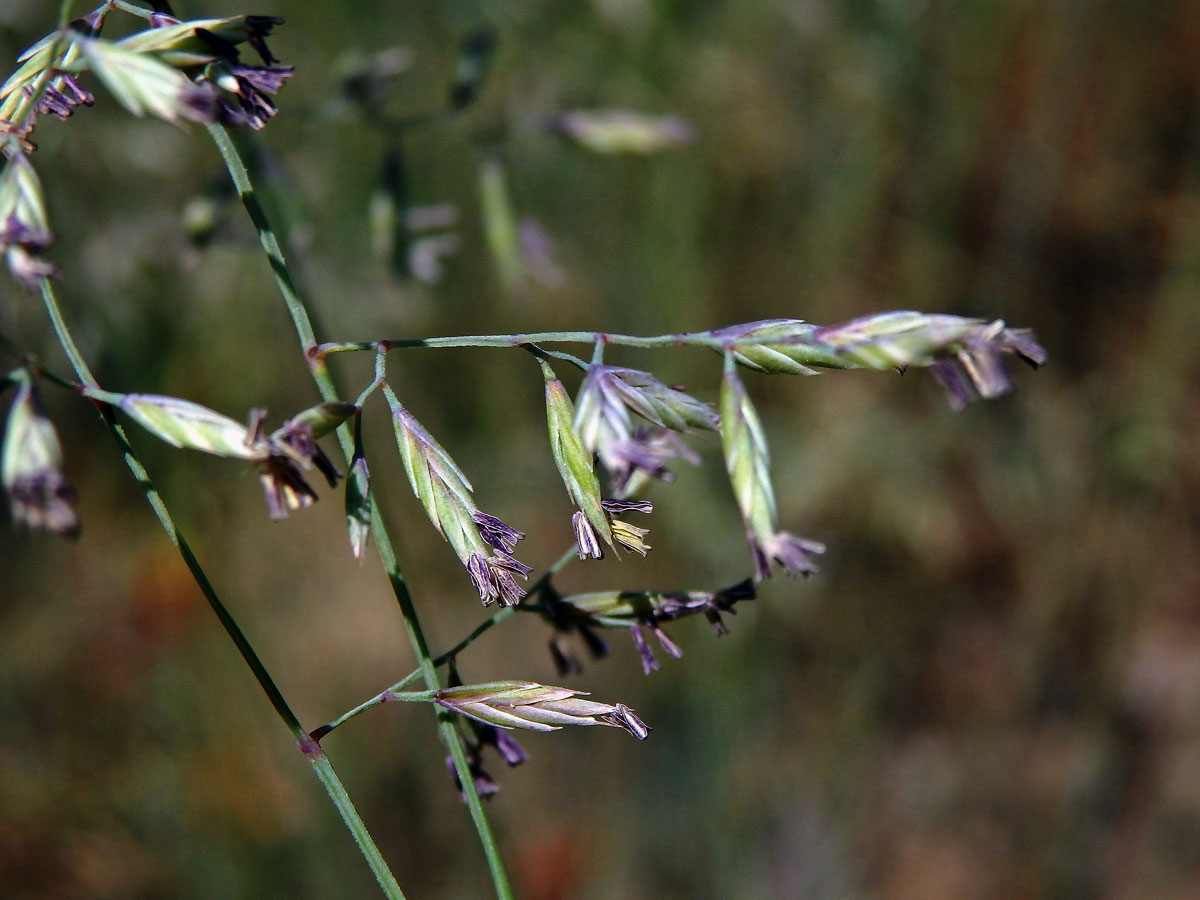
[3,0,1200,898]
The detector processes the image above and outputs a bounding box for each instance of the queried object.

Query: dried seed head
[2,376,78,537]
[434,681,650,740]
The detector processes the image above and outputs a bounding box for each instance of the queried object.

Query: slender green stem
[319,330,850,369]
[307,751,400,893]
[354,377,385,408]
[309,664,426,741]
[205,125,320,358]
[387,690,439,702]
[531,346,590,370]
[207,124,515,900]
[38,281,94,386]
[37,278,406,900]
[434,544,579,665]
[317,544,579,741]
[0,332,77,392]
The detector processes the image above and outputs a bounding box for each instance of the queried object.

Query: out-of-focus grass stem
[315,544,578,741]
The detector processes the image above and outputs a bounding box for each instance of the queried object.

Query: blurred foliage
[3,0,1200,898]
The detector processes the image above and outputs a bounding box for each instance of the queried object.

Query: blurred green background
[3,0,1200,897]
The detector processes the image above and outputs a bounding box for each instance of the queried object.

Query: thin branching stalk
[319,330,840,356]
[36,278,407,900]
[206,123,516,900]
[313,544,579,740]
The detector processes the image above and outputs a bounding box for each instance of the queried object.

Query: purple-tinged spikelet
[388,389,530,605]
[719,356,825,580]
[2,376,78,537]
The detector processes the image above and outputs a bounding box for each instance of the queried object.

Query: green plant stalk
[315,544,579,739]
[206,123,516,900]
[318,332,852,367]
[37,280,406,900]
[111,0,155,17]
